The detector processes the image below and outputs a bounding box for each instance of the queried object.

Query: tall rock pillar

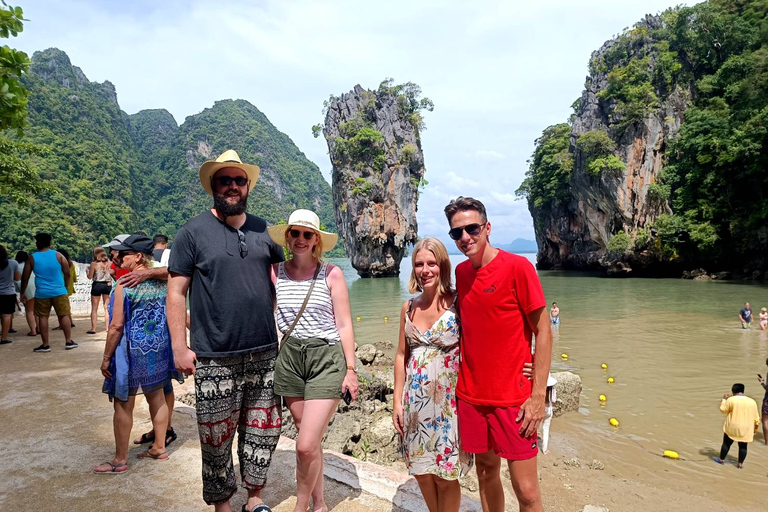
[319,81,432,277]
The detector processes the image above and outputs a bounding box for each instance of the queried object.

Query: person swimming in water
[759,308,767,331]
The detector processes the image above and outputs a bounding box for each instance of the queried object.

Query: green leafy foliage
[516,123,574,209]
[528,0,768,270]
[0,48,336,260]
[576,130,626,177]
[606,230,632,254]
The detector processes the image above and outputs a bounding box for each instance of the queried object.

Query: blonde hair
[408,237,453,296]
[284,228,324,262]
[93,246,108,262]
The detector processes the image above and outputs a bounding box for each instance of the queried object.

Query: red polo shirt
[455,250,546,407]
[111,262,129,279]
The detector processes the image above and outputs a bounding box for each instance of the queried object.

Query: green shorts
[274,336,345,400]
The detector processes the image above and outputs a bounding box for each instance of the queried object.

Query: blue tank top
[32,250,67,299]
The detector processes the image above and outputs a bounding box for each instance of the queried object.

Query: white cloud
[17,0,688,243]
[474,150,506,160]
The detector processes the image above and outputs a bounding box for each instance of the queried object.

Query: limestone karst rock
[319,81,431,277]
[524,16,688,275]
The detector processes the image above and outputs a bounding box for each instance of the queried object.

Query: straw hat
[268,209,338,252]
[199,149,261,196]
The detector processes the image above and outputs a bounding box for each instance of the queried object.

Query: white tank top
[275,261,341,343]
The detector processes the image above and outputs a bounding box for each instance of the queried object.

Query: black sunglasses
[448,222,486,241]
[117,250,137,258]
[236,229,248,258]
[213,176,249,187]
[289,229,316,240]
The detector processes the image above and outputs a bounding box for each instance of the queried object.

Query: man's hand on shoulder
[516,394,546,438]
[119,269,149,288]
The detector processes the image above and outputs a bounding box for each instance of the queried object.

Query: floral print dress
[400,297,472,479]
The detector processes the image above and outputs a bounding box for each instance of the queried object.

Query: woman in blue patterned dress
[93,235,183,474]
[393,237,471,512]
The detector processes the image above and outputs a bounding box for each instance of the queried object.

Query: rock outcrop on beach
[317,81,432,277]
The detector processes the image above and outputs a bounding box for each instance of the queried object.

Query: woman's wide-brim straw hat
[268,209,338,252]
[199,149,261,196]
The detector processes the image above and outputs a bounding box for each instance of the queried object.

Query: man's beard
[214,191,248,217]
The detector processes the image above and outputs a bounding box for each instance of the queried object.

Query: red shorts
[458,399,538,460]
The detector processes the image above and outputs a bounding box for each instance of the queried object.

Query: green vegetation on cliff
[0,47,335,260]
[520,0,768,272]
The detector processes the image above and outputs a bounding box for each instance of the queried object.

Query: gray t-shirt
[0,260,20,295]
[169,211,284,358]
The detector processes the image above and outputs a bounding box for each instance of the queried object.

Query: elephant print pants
[195,348,281,505]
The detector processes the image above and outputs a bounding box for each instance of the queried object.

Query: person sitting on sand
[739,302,753,329]
[759,308,768,331]
[713,383,760,469]
[94,235,183,474]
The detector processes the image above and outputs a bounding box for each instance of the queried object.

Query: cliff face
[530,16,688,274]
[322,84,426,277]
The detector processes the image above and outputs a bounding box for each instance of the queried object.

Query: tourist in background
[114,232,180,452]
[0,245,21,345]
[713,383,760,468]
[19,233,78,352]
[739,302,752,329]
[86,246,112,334]
[393,237,470,512]
[758,363,768,445]
[94,235,183,474]
[52,248,77,331]
[14,251,37,336]
[104,234,130,280]
[269,209,358,512]
[550,302,560,326]
[444,196,552,512]
[152,234,171,266]
[168,150,283,512]
[759,308,768,331]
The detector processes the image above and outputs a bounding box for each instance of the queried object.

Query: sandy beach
[0,314,764,511]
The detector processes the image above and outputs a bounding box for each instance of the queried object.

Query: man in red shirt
[444,196,552,512]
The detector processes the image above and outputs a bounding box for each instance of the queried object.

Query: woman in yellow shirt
[713,383,760,468]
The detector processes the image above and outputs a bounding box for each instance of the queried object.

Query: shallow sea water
[334,254,768,503]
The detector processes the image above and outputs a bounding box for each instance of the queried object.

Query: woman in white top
[14,251,37,336]
[269,209,358,512]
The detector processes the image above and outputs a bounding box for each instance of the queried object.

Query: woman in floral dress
[393,237,471,512]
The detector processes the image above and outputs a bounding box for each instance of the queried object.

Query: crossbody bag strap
[279,262,322,349]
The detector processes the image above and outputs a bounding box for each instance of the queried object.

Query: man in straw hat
[167,150,284,512]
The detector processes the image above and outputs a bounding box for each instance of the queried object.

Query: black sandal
[134,427,177,446]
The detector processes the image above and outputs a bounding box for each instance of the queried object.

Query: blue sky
[16,0,689,246]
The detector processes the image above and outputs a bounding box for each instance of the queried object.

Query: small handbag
[279,262,321,349]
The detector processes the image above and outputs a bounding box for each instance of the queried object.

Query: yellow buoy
[601,363,608,370]
[384,316,389,322]
[609,418,619,427]
[663,450,679,459]
[599,394,607,402]
[356,316,361,322]
[607,377,615,384]
[561,353,569,360]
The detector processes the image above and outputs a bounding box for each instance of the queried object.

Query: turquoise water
[332,254,768,495]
